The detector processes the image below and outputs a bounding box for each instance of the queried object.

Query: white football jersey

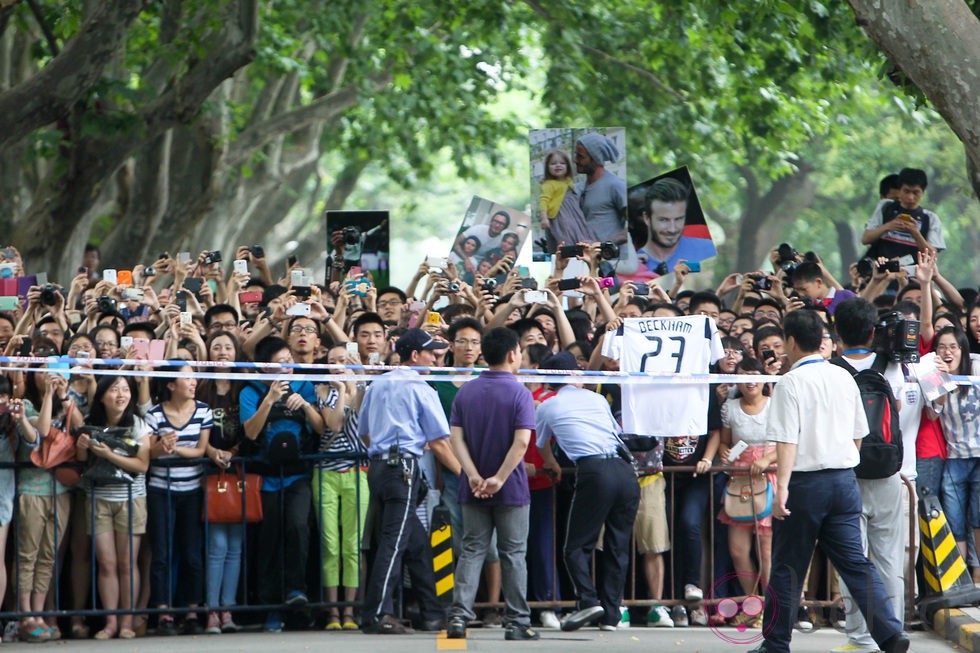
[602,315,724,436]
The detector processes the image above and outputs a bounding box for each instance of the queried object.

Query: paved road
[4,625,953,652]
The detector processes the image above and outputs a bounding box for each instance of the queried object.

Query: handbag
[205,463,263,524]
[724,473,773,522]
[30,402,80,486]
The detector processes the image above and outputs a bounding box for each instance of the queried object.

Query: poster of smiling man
[627,165,716,279]
[528,127,637,274]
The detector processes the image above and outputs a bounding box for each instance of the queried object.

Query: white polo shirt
[766,354,869,472]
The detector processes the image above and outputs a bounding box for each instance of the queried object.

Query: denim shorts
[940,458,980,539]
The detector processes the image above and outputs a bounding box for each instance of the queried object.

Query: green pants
[314,467,369,587]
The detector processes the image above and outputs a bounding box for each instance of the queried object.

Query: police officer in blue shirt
[535,352,640,632]
[358,328,461,634]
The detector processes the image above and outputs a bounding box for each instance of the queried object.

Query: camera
[39,284,59,306]
[558,245,584,258]
[856,257,875,278]
[144,266,156,277]
[446,281,460,294]
[598,241,620,260]
[202,250,222,265]
[797,296,813,307]
[249,245,265,259]
[480,278,497,291]
[342,226,362,245]
[883,259,901,273]
[751,275,772,291]
[122,287,144,301]
[873,311,920,363]
[96,296,117,313]
[776,243,799,273]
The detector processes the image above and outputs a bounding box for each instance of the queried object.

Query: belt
[370,453,419,462]
[576,453,620,464]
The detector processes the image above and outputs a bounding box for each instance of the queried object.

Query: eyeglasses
[95,340,117,348]
[723,349,743,357]
[289,325,319,335]
[453,338,481,347]
[209,321,237,330]
[937,343,960,353]
[36,347,58,356]
[377,299,402,308]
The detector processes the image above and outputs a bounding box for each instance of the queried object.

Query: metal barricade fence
[0,455,917,628]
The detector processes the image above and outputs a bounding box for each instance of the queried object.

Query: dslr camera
[776,243,799,273]
[480,278,497,292]
[598,241,620,260]
[39,284,60,306]
[749,273,772,291]
[342,226,362,245]
[873,310,920,364]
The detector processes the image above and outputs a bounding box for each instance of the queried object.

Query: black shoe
[560,605,604,632]
[747,645,773,653]
[156,618,178,637]
[881,631,910,653]
[446,617,467,639]
[285,590,309,607]
[829,604,846,629]
[419,618,445,632]
[505,623,540,640]
[181,618,203,636]
[365,615,414,635]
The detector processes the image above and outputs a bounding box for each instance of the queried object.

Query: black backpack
[830,355,903,479]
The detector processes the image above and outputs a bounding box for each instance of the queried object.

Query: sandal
[20,624,51,643]
[70,621,90,639]
[119,629,136,639]
[94,626,117,640]
[48,625,62,641]
[341,611,358,630]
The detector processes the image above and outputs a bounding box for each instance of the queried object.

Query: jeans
[206,522,243,607]
[665,474,711,595]
[916,456,944,500]
[527,486,560,603]
[940,458,980,540]
[147,489,204,607]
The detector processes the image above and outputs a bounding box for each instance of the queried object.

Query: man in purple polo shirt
[445,327,539,641]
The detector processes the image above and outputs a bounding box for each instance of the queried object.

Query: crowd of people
[0,168,969,652]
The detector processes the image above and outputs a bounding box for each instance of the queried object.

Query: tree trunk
[847,0,980,199]
[734,164,815,272]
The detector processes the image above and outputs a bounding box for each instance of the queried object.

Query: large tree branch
[0,0,149,148]
[227,71,391,167]
[847,0,980,198]
[522,0,687,102]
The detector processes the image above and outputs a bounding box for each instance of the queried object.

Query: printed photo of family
[528,127,639,274]
[448,197,532,285]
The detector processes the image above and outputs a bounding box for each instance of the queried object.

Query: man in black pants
[358,329,462,634]
[749,310,909,653]
[535,352,640,631]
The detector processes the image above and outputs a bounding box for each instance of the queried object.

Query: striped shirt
[316,387,367,472]
[90,417,151,502]
[145,401,213,493]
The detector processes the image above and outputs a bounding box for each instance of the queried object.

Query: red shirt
[916,333,946,459]
[525,386,557,490]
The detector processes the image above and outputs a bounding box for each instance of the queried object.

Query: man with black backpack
[829,298,907,653]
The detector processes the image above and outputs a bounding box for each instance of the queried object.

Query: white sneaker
[647,605,674,628]
[540,610,561,630]
[830,644,879,652]
[619,606,630,629]
[684,584,703,601]
[598,623,617,631]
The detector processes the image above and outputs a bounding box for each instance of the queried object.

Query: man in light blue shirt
[359,329,461,634]
[535,352,639,632]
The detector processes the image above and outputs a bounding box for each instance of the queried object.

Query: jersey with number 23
[603,315,724,437]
